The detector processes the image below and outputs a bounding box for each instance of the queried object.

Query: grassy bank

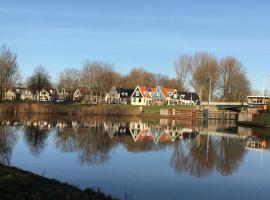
[253,113,270,125]
[0,102,195,116]
[142,105,194,115]
[0,102,141,116]
[0,164,117,200]
[238,113,270,128]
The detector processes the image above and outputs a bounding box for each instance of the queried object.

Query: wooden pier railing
[160,109,237,120]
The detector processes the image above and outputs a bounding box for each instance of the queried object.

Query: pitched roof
[139,86,155,98]
[160,88,175,98]
[78,87,90,95]
[116,88,134,98]
[178,91,201,102]
[178,91,191,100]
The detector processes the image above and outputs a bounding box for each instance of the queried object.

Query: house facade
[4,89,16,100]
[151,86,175,105]
[21,89,33,101]
[247,96,270,107]
[131,86,155,106]
[105,86,134,104]
[37,89,51,102]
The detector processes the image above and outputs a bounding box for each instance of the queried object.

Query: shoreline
[0,164,117,200]
[0,101,196,117]
[238,121,270,128]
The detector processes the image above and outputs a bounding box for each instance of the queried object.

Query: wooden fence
[160,109,237,120]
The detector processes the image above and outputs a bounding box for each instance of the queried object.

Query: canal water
[1,115,270,200]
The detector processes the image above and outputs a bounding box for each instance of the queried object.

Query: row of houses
[3,85,201,105]
[4,87,100,103]
[105,86,200,105]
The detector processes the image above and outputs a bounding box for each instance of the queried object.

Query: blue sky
[0,0,270,90]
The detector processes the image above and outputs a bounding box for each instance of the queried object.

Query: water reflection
[0,115,269,177]
[0,126,17,165]
[23,122,50,156]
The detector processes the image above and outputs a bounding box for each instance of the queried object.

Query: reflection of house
[151,86,175,105]
[105,86,134,104]
[131,86,155,106]
[129,121,151,141]
[246,136,267,150]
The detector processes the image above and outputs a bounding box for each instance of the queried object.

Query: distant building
[247,96,270,107]
[105,86,134,104]
[168,91,201,105]
[73,87,102,104]
[21,89,33,101]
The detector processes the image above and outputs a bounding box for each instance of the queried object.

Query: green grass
[253,114,270,125]
[0,164,117,200]
[142,105,194,115]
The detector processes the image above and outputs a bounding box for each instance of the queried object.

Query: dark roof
[177,91,191,100]
[190,92,200,103]
[116,88,134,98]
[177,91,200,102]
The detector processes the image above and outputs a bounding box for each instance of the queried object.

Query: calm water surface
[1,115,270,200]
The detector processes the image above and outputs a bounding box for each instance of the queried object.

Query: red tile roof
[78,87,90,95]
[161,88,175,98]
[139,86,155,98]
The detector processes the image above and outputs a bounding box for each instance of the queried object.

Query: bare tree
[81,61,120,96]
[0,45,18,100]
[175,54,192,90]
[27,66,52,97]
[121,68,156,88]
[190,52,221,101]
[219,57,251,101]
[58,68,81,93]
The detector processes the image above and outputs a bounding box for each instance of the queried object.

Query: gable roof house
[4,88,16,101]
[105,86,134,104]
[73,87,90,101]
[37,89,51,102]
[151,86,175,105]
[168,90,182,105]
[131,86,155,106]
[167,91,201,105]
[57,88,70,102]
[73,86,103,104]
[4,87,28,101]
[20,89,33,101]
[178,91,201,105]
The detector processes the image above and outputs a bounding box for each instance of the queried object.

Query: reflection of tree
[55,128,77,152]
[24,125,49,156]
[0,126,17,165]
[216,137,246,175]
[75,127,116,166]
[170,135,246,177]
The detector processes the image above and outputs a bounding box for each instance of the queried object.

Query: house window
[139,98,141,103]
[173,94,177,99]
[133,98,136,102]
[157,92,160,96]
[135,91,139,96]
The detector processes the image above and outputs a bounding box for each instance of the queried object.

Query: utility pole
[208,76,212,106]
